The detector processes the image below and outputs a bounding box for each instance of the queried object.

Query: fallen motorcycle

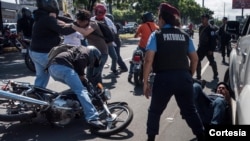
[0,79,133,137]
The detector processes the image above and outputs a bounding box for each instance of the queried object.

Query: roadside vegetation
[119,33,134,39]
[73,0,216,25]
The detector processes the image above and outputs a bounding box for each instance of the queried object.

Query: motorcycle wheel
[24,53,36,73]
[133,70,143,86]
[134,71,142,86]
[0,98,35,121]
[91,102,133,137]
[10,39,22,52]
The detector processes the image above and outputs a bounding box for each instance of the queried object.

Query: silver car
[3,23,17,34]
[224,18,250,124]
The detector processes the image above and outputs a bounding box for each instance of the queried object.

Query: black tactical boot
[222,57,226,64]
[211,62,218,80]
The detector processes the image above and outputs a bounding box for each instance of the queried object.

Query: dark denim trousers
[193,82,228,125]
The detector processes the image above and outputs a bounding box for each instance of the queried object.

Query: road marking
[201,62,209,75]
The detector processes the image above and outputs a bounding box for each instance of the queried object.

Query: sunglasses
[96,11,105,15]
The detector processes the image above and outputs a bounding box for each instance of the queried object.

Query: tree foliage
[72,0,216,25]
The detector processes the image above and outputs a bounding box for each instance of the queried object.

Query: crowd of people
[15,0,233,140]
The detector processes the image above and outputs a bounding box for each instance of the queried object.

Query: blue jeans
[87,54,108,85]
[147,70,204,136]
[29,50,50,88]
[193,82,228,125]
[48,64,100,121]
[108,45,118,72]
[114,44,127,70]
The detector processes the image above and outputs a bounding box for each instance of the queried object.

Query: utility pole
[224,2,225,17]
[202,0,204,7]
[0,1,3,33]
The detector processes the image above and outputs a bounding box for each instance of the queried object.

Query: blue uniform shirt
[146,24,196,53]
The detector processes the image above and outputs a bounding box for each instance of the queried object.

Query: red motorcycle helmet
[94,3,107,20]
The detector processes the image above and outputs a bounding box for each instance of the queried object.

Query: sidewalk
[0,47,19,54]
[0,38,139,54]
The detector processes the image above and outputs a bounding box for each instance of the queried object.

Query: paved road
[0,33,228,141]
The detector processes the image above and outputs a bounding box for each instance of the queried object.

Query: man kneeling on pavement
[193,81,232,126]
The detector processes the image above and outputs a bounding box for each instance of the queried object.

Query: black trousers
[220,41,231,58]
[196,49,218,78]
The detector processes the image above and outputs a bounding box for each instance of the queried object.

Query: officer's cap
[158,3,180,17]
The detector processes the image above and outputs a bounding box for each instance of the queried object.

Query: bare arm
[187,51,198,76]
[71,24,94,37]
[143,50,155,99]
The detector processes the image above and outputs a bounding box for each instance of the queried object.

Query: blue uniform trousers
[147,70,204,136]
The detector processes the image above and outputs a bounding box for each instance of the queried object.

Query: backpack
[93,21,115,43]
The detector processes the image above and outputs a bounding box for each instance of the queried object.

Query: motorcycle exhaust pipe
[0,90,49,106]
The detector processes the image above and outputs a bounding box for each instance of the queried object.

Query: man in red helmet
[91,3,122,75]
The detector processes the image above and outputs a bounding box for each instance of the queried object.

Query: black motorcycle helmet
[36,0,59,15]
[209,19,215,26]
[21,7,32,18]
[141,12,154,23]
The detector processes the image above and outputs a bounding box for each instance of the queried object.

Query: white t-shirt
[63,31,83,46]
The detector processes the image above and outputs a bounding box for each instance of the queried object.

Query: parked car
[3,23,17,34]
[122,22,138,34]
[181,25,193,38]
[223,17,250,124]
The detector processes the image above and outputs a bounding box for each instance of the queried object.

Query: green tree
[71,0,215,25]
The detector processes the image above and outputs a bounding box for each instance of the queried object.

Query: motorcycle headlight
[104,89,111,100]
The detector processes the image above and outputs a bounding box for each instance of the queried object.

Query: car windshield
[125,24,134,27]
[3,23,16,29]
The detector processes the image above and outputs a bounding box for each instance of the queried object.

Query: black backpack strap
[146,23,153,32]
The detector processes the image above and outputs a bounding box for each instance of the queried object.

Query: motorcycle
[0,79,133,137]
[129,48,144,86]
[0,29,22,52]
[0,29,35,72]
[18,38,36,72]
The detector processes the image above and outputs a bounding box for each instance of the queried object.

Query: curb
[1,47,19,53]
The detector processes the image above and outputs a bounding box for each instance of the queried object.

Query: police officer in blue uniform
[143,3,205,141]
[196,14,218,80]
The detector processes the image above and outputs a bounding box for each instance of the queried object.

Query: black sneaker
[196,76,201,80]
[213,75,219,80]
[119,68,128,73]
[128,74,132,82]
[88,119,105,129]
[112,70,119,75]
[213,72,219,80]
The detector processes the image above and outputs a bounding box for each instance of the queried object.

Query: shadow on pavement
[0,52,35,80]
[121,38,139,47]
[0,118,134,141]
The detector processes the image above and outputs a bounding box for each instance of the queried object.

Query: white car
[3,23,17,34]
[224,18,250,124]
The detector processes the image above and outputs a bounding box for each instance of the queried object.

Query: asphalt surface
[0,35,230,141]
